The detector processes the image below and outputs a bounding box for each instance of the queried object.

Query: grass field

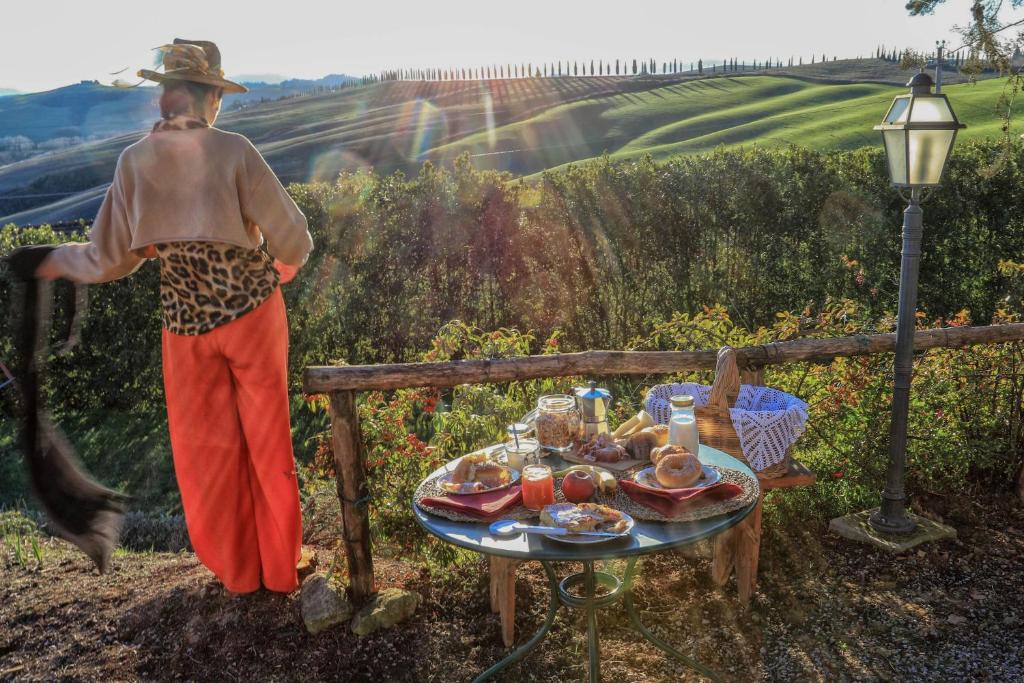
[0,58,1016,223]
[439,75,1016,176]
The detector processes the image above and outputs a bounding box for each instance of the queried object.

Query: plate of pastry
[438,451,519,495]
[539,502,635,544]
[633,444,720,490]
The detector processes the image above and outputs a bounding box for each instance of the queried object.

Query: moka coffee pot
[574,381,612,441]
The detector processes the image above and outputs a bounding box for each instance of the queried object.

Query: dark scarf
[6,245,127,573]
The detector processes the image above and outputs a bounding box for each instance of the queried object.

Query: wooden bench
[710,459,816,605]
[706,359,817,606]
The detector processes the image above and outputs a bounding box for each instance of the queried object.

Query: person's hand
[35,254,63,281]
[273,259,299,285]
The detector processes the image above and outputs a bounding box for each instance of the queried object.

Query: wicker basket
[681,347,791,479]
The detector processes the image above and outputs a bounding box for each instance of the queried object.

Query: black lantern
[875,71,965,187]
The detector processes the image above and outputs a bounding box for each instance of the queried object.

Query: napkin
[619,479,743,518]
[419,485,523,520]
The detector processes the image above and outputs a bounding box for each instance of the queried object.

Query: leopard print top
[154,241,280,336]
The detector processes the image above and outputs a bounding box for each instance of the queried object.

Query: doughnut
[654,451,702,489]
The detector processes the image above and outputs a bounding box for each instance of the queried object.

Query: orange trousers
[162,287,301,593]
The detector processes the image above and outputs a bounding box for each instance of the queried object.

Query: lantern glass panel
[908,129,955,185]
[908,96,955,123]
[883,129,908,185]
[884,96,911,124]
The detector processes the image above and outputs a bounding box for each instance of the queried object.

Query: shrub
[4,142,1024,544]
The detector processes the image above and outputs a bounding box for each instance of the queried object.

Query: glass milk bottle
[668,394,700,456]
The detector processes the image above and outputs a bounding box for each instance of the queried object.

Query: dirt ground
[1,496,1022,683]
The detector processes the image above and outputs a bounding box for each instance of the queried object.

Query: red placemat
[619,479,742,518]
[418,485,523,521]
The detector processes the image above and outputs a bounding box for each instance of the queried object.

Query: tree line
[376,44,983,82]
[375,53,859,82]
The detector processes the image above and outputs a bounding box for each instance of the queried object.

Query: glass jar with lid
[503,422,539,471]
[534,394,582,452]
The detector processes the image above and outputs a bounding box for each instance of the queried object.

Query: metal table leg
[475,556,721,682]
[473,561,561,683]
[584,560,600,683]
[621,556,721,682]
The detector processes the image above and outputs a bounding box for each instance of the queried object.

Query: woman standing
[34,39,314,594]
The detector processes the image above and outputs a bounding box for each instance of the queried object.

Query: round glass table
[413,445,758,683]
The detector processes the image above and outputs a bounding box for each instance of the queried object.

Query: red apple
[561,471,596,503]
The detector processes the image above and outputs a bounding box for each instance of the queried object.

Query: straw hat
[138,39,248,94]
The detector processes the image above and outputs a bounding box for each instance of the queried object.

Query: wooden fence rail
[304,323,1024,392]
[302,322,1024,603]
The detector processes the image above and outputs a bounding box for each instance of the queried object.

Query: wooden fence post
[328,390,375,603]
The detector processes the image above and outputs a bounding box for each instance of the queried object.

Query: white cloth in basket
[644,383,809,472]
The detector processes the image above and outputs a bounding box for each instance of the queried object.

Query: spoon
[488,519,623,537]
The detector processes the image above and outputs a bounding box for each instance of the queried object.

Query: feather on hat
[138,38,247,93]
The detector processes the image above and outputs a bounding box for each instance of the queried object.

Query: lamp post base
[830,509,955,552]
[868,507,917,536]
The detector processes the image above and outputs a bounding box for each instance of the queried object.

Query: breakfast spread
[540,502,631,534]
[420,380,745,529]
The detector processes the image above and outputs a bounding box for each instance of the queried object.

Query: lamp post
[869,71,965,534]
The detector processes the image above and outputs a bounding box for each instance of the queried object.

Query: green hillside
[0,59,1016,224]
[435,76,1013,175]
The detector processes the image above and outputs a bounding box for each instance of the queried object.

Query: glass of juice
[522,464,556,511]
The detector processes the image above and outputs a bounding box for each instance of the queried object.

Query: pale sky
[1,0,1013,93]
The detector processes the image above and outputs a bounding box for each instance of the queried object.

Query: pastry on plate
[443,452,511,492]
[540,502,630,534]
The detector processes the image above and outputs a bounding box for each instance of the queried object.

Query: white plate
[437,461,520,496]
[633,464,721,491]
[543,510,635,545]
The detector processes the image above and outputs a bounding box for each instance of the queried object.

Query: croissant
[621,425,670,461]
[451,452,489,484]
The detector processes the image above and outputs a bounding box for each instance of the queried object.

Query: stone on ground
[351,588,421,636]
[829,509,956,552]
[301,574,353,635]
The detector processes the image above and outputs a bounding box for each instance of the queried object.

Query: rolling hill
[0,75,359,143]
[1,58,1014,225]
